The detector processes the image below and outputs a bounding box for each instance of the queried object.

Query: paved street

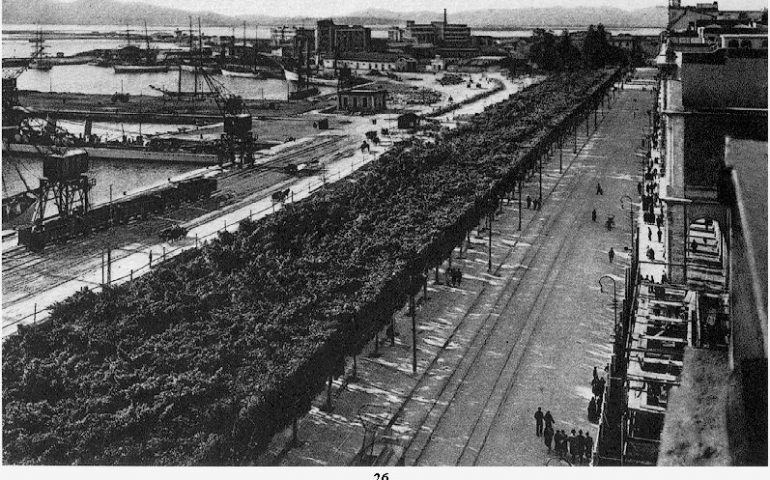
[256,80,655,467]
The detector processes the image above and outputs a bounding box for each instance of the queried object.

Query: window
[740,40,752,49]
[362,97,368,108]
[763,40,768,48]
[727,39,739,48]
[353,97,358,108]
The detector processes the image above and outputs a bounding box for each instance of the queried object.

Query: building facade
[337,88,388,112]
[316,19,371,55]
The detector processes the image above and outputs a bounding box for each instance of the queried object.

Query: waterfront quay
[2,70,525,336]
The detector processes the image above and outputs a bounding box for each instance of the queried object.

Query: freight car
[18,177,217,251]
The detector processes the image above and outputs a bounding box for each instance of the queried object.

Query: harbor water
[2,154,200,207]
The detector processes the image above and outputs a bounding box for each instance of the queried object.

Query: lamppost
[620,195,634,250]
[599,275,618,337]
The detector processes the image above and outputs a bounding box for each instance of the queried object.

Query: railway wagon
[18,177,217,251]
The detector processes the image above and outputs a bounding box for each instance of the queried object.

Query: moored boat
[221,64,264,79]
[113,64,169,73]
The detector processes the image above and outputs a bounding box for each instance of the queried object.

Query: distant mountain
[344,7,668,28]
[2,0,667,28]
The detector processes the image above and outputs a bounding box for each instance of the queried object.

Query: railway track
[409,140,600,466]
[357,113,612,466]
[2,132,366,332]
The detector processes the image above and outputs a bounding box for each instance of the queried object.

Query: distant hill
[2,0,667,28]
[344,7,668,28]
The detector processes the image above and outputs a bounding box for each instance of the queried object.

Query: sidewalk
[255,86,641,466]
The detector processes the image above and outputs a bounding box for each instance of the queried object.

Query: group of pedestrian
[552,429,593,464]
[525,195,542,210]
[533,406,593,464]
[446,267,463,287]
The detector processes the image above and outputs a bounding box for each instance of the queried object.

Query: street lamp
[599,274,618,335]
[620,195,634,250]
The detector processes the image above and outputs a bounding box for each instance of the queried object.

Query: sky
[60,0,769,18]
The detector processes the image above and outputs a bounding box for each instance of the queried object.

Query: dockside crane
[194,20,256,168]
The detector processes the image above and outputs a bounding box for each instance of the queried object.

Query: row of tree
[529,25,627,71]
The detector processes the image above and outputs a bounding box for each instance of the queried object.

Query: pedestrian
[637,181,643,196]
[558,430,568,456]
[598,377,606,396]
[576,430,585,464]
[648,227,652,241]
[584,432,594,464]
[691,239,698,253]
[662,272,668,284]
[592,209,597,222]
[657,227,662,243]
[596,182,603,195]
[588,396,597,423]
[553,430,563,455]
[608,247,615,263]
[567,429,577,463]
[534,407,544,437]
[526,195,532,209]
[544,410,555,430]
[544,424,554,453]
[592,366,599,382]
[457,269,463,286]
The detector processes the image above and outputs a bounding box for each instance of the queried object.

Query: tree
[529,29,559,71]
[557,30,582,70]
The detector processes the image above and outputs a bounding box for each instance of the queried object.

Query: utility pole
[539,151,543,203]
[518,177,522,231]
[488,212,493,272]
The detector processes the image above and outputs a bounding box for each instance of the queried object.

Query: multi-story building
[316,19,371,55]
[596,0,767,468]
[402,9,471,47]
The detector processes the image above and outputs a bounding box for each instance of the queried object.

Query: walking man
[637,181,643,196]
[544,410,555,431]
[544,424,554,453]
[608,247,615,263]
[657,227,662,243]
[592,209,597,222]
[567,429,577,463]
[648,227,652,241]
[576,430,585,464]
[584,432,594,464]
[526,195,532,209]
[534,407,544,437]
[596,182,603,195]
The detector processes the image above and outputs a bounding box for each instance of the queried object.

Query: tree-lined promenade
[2,66,623,464]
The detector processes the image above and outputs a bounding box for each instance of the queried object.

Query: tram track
[373,112,611,466]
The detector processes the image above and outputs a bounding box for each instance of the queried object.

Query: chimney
[444,8,447,25]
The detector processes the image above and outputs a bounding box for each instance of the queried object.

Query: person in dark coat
[544,410,555,430]
[597,377,606,396]
[596,182,603,195]
[588,396,597,423]
[592,209,597,222]
[554,430,564,455]
[637,181,643,196]
[567,429,577,462]
[534,407,544,436]
[526,195,532,209]
[608,247,615,263]
[657,227,663,243]
[544,424,554,453]
[584,432,594,464]
[575,430,585,464]
[648,227,652,241]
